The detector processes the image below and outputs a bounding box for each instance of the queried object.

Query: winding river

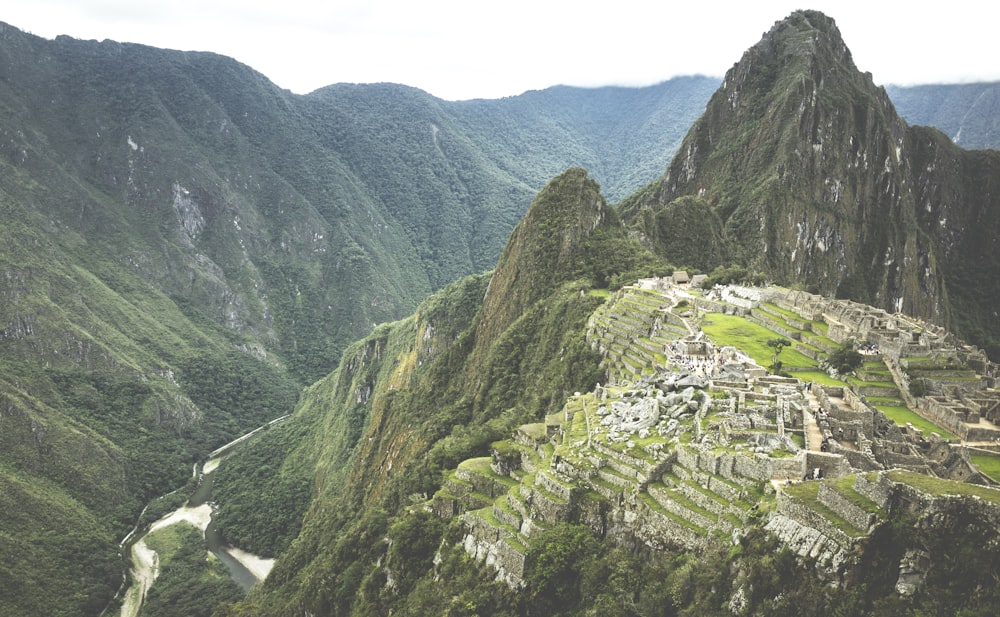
[110,415,289,617]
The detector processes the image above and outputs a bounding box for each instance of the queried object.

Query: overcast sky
[4,1,998,100]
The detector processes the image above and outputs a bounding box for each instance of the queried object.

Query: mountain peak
[474,168,612,349]
[635,9,948,325]
[719,10,862,117]
[755,10,851,65]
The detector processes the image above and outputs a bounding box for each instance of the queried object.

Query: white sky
[3,1,998,100]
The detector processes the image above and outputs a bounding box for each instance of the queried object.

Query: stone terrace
[443,281,1000,587]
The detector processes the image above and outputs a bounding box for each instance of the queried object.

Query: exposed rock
[895,548,931,596]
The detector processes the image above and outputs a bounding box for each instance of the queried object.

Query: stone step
[493,496,523,531]
[620,293,664,311]
[636,493,707,547]
[590,441,657,475]
[626,288,670,307]
[535,471,575,502]
[528,484,573,525]
[587,475,627,501]
[601,457,649,484]
[597,465,639,489]
[464,505,527,551]
[663,473,753,524]
[670,463,755,507]
[647,483,720,531]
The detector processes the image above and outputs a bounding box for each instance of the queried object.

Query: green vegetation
[210,417,315,557]
[141,524,243,617]
[701,313,818,370]
[874,405,958,440]
[971,454,1000,482]
[826,342,865,375]
[4,13,1000,617]
[887,470,1000,506]
[782,481,868,535]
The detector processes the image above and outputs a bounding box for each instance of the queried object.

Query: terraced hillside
[440,280,1000,586]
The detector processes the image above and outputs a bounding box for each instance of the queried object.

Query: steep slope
[3,13,1000,614]
[449,77,721,202]
[623,10,1000,355]
[228,178,1000,616]
[225,169,667,615]
[0,23,702,614]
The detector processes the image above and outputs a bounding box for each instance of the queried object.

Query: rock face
[474,168,614,355]
[624,10,1000,355]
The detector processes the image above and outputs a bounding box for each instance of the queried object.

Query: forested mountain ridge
[1,10,1000,616]
[221,11,1000,617]
[222,168,669,615]
[0,22,704,616]
[887,82,1000,150]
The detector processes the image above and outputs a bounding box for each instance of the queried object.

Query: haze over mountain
[1,10,999,617]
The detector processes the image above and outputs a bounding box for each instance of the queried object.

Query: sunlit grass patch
[701,313,818,369]
[971,454,1000,483]
[875,405,957,440]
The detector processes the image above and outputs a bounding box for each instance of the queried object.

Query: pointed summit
[474,168,614,350]
[628,10,948,322]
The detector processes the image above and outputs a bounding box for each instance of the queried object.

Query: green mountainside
[887,82,1000,150]
[220,11,1000,617]
[621,10,1000,357]
[225,174,1000,616]
[0,23,703,616]
[1,9,1000,617]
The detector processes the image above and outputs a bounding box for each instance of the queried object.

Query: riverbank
[118,499,276,617]
[114,418,289,616]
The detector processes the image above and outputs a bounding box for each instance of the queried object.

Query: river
[110,416,289,617]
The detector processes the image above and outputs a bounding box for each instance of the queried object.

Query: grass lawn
[761,302,829,333]
[701,313,818,369]
[787,369,846,387]
[887,470,1000,506]
[971,454,1000,483]
[875,405,958,440]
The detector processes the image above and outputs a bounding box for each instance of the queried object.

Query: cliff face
[474,168,614,356]
[626,10,1000,353]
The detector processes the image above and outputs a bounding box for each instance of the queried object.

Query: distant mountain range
[1,13,999,617]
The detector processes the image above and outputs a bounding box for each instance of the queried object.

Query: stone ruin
[448,282,1000,591]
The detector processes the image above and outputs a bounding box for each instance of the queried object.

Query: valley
[2,8,1000,616]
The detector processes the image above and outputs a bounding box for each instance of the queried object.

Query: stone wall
[677,444,805,483]
[805,451,850,479]
[817,482,877,531]
[527,484,572,523]
[535,471,574,502]
[457,464,511,499]
[918,397,965,435]
[774,491,859,545]
[763,514,855,581]
[632,503,706,552]
[851,472,894,509]
[462,515,528,588]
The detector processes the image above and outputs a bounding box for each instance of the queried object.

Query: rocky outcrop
[623,10,1000,355]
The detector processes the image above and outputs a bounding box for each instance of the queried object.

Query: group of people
[665,341,727,376]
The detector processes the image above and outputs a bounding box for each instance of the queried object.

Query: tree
[827,341,864,375]
[767,338,791,373]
